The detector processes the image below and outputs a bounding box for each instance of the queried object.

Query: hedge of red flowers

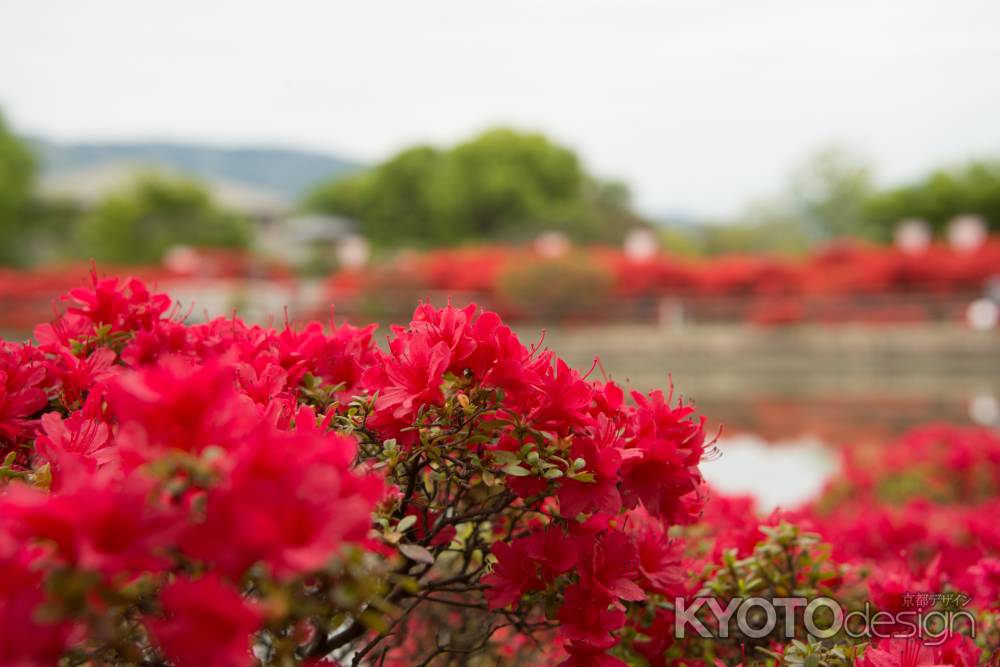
[327,239,1000,323]
[337,239,1000,298]
[0,272,997,666]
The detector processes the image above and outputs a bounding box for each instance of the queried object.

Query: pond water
[701,434,835,510]
[537,323,1000,507]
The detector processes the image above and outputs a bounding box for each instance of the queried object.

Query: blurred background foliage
[1,105,1000,266]
[0,111,36,265]
[864,160,1000,240]
[306,128,640,246]
[78,174,250,265]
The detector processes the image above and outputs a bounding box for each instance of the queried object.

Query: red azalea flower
[632,608,676,664]
[147,574,262,667]
[0,532,73,666]
[621,390,706,524]
[34,411,114,489]
[529,359,593,436]
[858,637,977,667]
[108,355,256,459]
[557,584,626,649]
[627,510,685,595]
[582,530,645,604]
[236,361,289,405]
[3,473,180,576]
[0,343,48,448]
[483,539,544,609]
[524,526,582,579]
[558,422,623,518]
[364,330,450,430]
[66,273,171,333]
[967,557,1000,608]
[181,428,381,580]
[557,642,628,667]
[48,347,117,408]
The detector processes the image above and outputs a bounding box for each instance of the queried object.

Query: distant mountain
[27,138,365,203]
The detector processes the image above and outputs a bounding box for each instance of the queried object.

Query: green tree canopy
[0,111,37,265]
[863,160,1000,240]
[307,128,638,246]
[79,173,251,265]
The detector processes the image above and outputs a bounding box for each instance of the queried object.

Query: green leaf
[503,465,531,477]
[396,515,418,533]
[491,450,520,465]
[399,543,435,564]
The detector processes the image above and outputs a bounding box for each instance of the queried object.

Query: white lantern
[946,215,987,253]
[336,234,371,270]
[533,231,571,259]
[624,228,659,262]
[893,218,931,255]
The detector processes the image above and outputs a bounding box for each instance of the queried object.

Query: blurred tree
[699,215,812,255]
[79,173,251,264]
[696,143,874,254]
[438,128,582,240]
[307,128,638,246]
[309,146,451,245]
[789,144,874,240]
[863,160,1000,240]
[0,111,37,265]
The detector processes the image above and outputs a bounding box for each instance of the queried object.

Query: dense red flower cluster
[0,270,996,666]
[0,271,713,666]
[683,423,1000,666]
[797,424,1000,619]
[0,274,390,666]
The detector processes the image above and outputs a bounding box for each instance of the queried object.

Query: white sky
[2,0,1000,217]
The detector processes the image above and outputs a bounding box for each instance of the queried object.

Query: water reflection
[538,323,998,505]
[538,324,1000,443]
[701,434,836,511]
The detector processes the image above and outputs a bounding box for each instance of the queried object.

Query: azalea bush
[326,239,1000,323]
[0,271,997,666]
[0,271,711,666]
[687,423,1000,667]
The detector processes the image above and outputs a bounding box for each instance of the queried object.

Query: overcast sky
[2,0,1000,217]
